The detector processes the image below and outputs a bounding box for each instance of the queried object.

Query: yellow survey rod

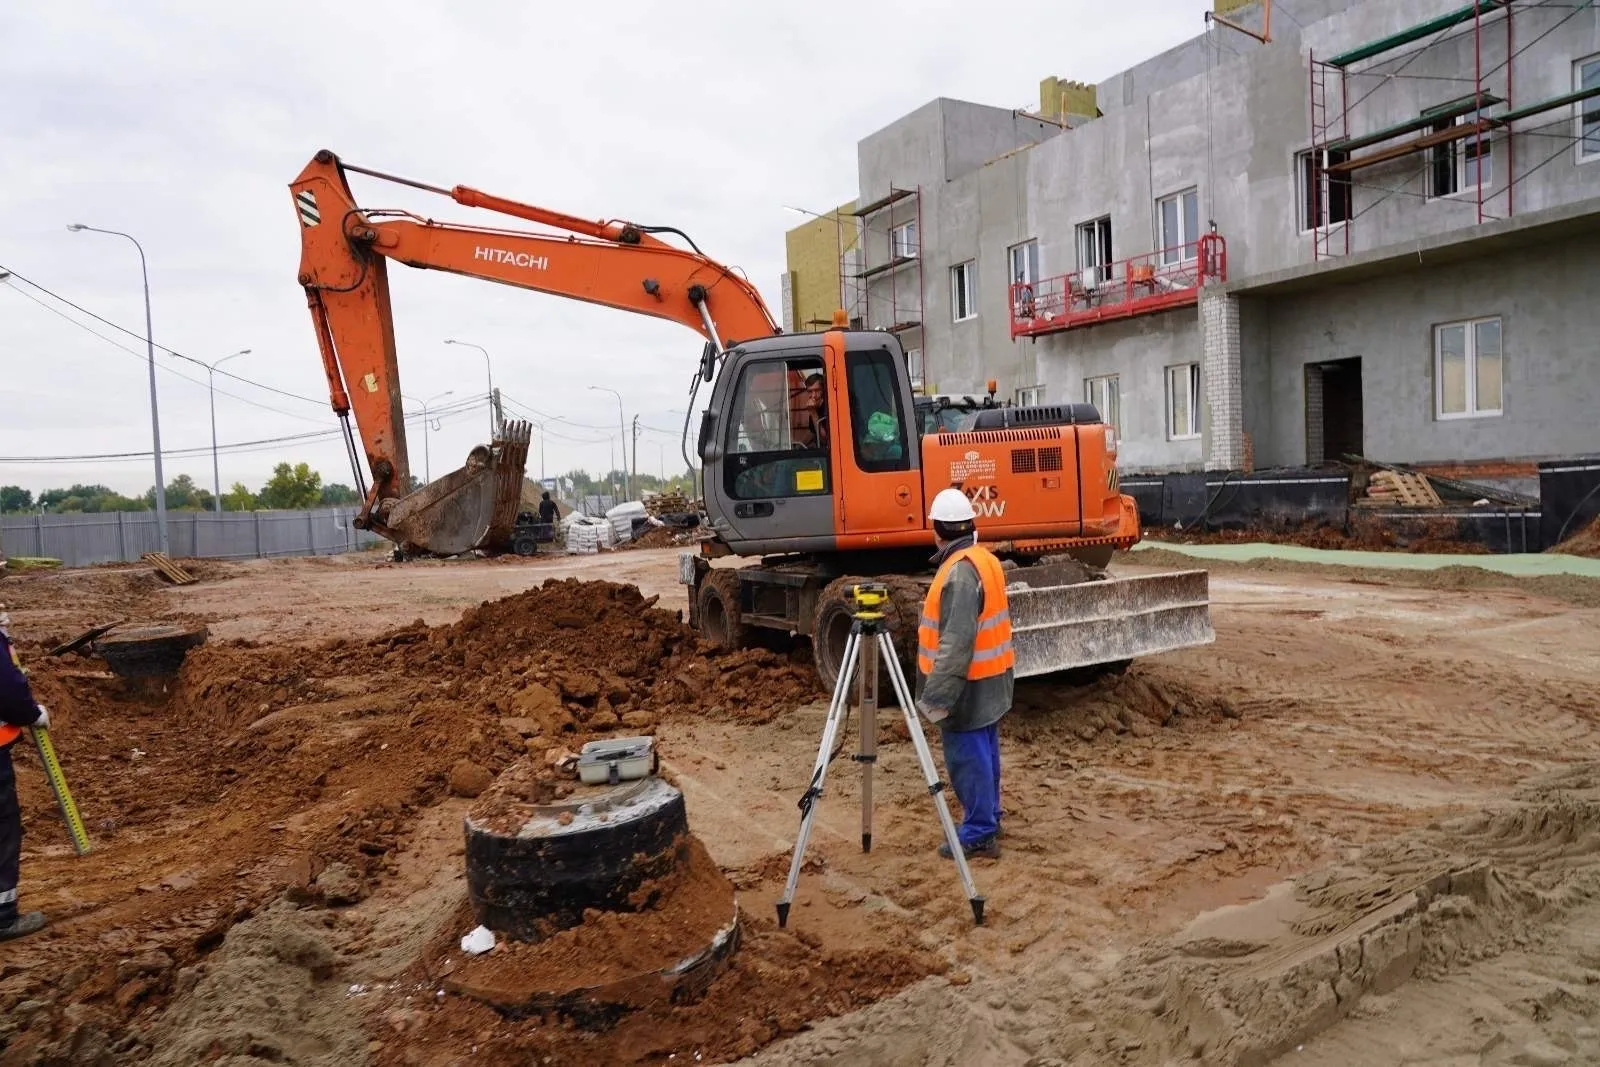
[30,726,90,856]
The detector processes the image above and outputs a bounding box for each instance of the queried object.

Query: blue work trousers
[940,722,1001,846]
[0,745,18,923]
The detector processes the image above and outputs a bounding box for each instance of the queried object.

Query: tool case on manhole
[577,736,659,785]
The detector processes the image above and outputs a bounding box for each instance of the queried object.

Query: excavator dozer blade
[1006,568,1214,678]
[383,420,532,557]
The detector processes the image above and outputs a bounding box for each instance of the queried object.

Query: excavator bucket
[1004,564,1214,677]
[384,420,532,557]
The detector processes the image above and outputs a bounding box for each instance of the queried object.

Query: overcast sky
[0,0,1212,500]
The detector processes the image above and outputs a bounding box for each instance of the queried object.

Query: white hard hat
[928,487,977,523]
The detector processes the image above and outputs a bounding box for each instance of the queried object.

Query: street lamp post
[67,224,169,553]
[402,390,454,482]
[204,350,251,512]
[444,339,496,436]
[588,385,628,500]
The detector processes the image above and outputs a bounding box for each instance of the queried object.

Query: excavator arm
[289,149,779,554]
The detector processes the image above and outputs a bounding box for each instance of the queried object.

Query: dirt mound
[171,576,821,739]
[1010,667,1238,744]
[621,525,690,550]
[442,835,737,1005]
[1550,515,1600,558]
[141,900,369,1067]
[747,763,1600,1067]
[1146,521,1490,555]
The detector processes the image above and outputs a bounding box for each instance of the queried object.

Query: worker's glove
[915,700,948,725]
[31,705,49,730]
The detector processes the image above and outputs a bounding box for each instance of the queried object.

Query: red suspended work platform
[1008,233,1227,339]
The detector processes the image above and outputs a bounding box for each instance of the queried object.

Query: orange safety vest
[0,641,24,747]
[917,544,1015,680]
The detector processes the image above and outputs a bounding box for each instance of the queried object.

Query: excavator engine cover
[384,420,532,556]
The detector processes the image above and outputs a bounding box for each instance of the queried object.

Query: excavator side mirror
[699,341,717,383]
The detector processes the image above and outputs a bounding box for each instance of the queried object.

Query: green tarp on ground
[1130,541,1600,579]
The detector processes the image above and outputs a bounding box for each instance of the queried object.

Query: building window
[1165,363,1201,440]
[950,260,976,322]
[1016,385,1044,407]
[1008,240,1039,286]
[1076,216,1114,286]
[1296,149,1352,231]
[1578,55,1600,163]
[1084,374,1121,437]
[1157,189,1200,265]
[906,347,924,392]
[1435,316,1502,420]
[1428,116,1490,198]
[891,220,919,259]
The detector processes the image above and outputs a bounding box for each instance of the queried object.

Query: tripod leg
[857,627,878,853]
[880,633,986,926]
[776,629,862,928]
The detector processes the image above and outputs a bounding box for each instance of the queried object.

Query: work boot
[938,836,1000,861]
[0,912,45,941]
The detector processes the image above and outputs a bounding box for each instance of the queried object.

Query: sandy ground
[0,544,1597,1064]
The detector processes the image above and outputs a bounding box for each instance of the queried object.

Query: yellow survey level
[30,727,90,856]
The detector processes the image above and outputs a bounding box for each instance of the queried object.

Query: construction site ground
[2,545,1599,1065]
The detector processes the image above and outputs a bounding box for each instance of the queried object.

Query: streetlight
[195,349,251,512]
[588,385,628,500]
[402,390,454,482]
[67,224,169,553]
[444,339,496,436]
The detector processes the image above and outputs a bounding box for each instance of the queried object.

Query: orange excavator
[291,150,1212,686]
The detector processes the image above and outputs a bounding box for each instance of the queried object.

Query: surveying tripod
[775,583,985,928]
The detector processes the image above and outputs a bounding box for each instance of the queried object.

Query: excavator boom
[290,149,776,553]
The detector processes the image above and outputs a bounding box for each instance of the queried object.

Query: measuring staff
[0,608,48,941]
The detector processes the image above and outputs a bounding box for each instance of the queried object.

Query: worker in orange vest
[915,488,1015,860]
[0,606,48,940]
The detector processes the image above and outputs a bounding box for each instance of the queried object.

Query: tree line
[1,462,698,515]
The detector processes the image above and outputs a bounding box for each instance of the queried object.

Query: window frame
[722,356,832,500]
[1578,54,1600,165]
[1295,148,1353,233]
[845,348,913,474]
[1164,363,1201,441]
[890,219,919,259]
[905,347,925,393]
[1426,115,1492,200]
[1083,374,1121,438]
[1433,315,1504,421]
[1016,385,1044,407]
[950,260,977,322]
[1007,239,1040,286]
[1076,215,1114,285]
[1156,188,1200,265]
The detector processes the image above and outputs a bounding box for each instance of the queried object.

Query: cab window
[724,357,830,500]
[846,349,911,473]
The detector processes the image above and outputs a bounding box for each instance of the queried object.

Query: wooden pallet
[1364,470,1442,508]
[142,552,197,586]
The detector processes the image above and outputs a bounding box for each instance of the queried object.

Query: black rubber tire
[512,534,538,556]
[465,777,688,943]
[810,577,921,703]
[695,569,748,651]
[93,625,209,679]
[1065,544,1116,570]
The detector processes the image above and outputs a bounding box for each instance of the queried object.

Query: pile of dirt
[442,835,737,1004]
[169,577,822,740]
[1011,667,1239,744]
[747,763,1600,1067]
[1127,546,1600,610]
[1145,521,1489,555]
[620,525,691,550]
[139,900,369,1067]
[1550,515,1600,558]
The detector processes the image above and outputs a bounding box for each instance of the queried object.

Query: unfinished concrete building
[802,0,1600,495]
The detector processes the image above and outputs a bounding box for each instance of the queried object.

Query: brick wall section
[1200,289,1244,470]
[1304,367,1325,465]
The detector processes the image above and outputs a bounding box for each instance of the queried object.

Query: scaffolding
[1307,0,1600,261]
[844,187,925,378]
